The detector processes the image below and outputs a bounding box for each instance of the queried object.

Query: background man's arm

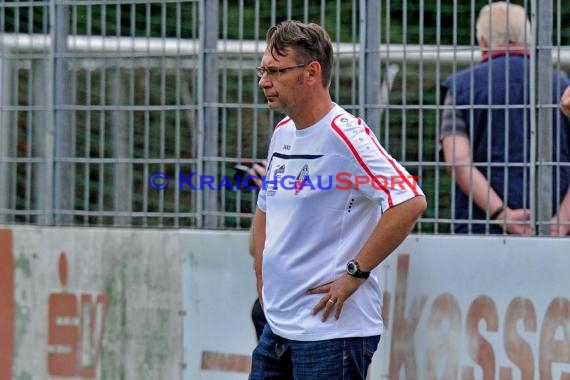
[560,85,570,117]
[551,186,570,236]
[442,135,531,234]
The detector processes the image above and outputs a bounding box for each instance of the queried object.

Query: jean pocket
[364,335,381,359]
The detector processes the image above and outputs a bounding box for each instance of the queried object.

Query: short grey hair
[476,2,532,49]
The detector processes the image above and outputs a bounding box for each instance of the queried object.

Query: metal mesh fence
[1,0,570,234]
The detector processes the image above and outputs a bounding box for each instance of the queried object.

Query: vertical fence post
[33,60,49,225]
[0,46,13,224]
[198,0,219,228]
[51,1,72,225]
[112,70,131,227]
[534,0,553,235]
[360,0,382,136]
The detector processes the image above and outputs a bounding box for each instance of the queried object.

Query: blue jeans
[249,324,380,380]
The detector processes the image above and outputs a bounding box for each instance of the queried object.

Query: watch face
[347,261,358,274]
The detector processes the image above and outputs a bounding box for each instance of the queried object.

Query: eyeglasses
[256,63,307,78]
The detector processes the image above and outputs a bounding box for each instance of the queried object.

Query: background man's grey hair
[476,1,532,49]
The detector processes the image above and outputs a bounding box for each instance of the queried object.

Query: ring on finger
[328,298,337,304]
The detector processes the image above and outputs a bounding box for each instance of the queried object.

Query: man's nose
[258,75,271,88]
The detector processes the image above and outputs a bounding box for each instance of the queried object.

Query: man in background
[441,1,570,234]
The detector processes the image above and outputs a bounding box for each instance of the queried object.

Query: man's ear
[478,36,488,50]
[305,61,322,85]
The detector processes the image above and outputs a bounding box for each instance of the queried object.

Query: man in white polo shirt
[250,20,427,379]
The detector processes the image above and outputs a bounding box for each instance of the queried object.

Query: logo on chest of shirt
[265,162,313,196]
[294,164,310,195]
[266,163,285,195]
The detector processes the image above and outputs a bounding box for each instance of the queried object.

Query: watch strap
[347,260,370,279]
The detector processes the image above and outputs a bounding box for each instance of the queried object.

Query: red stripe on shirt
[276,117,291,129]
[363,126,421,197]
[330,114,394,207]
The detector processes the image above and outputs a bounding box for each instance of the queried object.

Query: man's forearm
[454,165,504,216]
[560,86,570,117]
[355,196,426,271]
[443,135,504,217]
[557,187,570,221]
[253,208,266,281]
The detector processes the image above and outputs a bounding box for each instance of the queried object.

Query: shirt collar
[480,43,531,63]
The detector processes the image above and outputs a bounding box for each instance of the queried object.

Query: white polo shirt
[257,104,423,341]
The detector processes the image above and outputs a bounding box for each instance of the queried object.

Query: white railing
[3,33,570,67]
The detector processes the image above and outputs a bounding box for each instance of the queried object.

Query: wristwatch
[346,260,370,279]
